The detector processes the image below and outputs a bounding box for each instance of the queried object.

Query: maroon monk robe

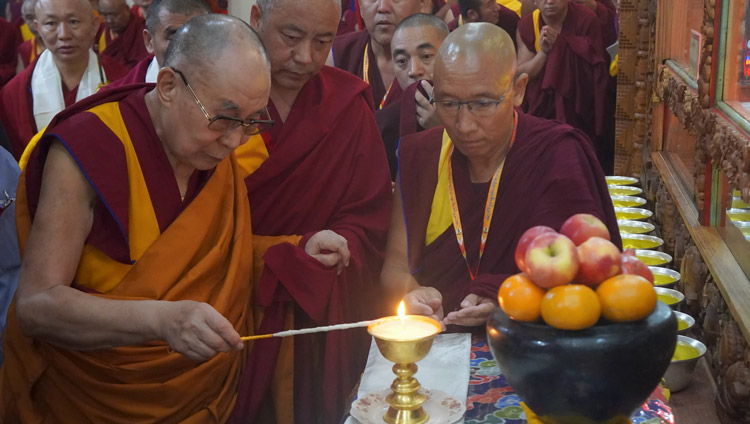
[332,29,404,110]
[518,1,610,171]
[23,84,211,268]
[0,18,19,88]
[99,9,149,69]
[398,111,621,315]
[0,56,130,160]
[590,0,618,175]
[375,80,424,179]
[231,66,392,424]
[105,55,153,88]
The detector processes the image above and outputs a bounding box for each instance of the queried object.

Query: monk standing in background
[16,0,45,69]
[382,23,619,327]
[1,15,271,422]
[231,0,392,422]
[0,0,127,160]
[96,0,149,69]
[516,0,612,173]
[131,0,150,18]
[108,0,209,86]
[0,16,18,87]
[377,13,448,178]
[332,0,425,110]
[449,0,518,40]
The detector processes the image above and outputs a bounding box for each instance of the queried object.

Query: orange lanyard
[363,43,392,110]
[448,112,518,280]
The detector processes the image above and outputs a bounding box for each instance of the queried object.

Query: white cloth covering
[31,49,105,130]
[145,56,159,83]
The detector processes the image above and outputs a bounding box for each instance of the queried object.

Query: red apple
[575,237,621,287]
[515,225,556,273]
[620,254,654,283]
[524,232,579,288]
[560,213,610,246]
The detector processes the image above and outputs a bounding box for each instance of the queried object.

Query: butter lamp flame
[367,304,441,424]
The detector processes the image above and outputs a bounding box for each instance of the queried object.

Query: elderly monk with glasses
[1,15,271,422]
[381,23,620,328]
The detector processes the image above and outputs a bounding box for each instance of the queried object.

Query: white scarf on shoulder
[31,49,105,130]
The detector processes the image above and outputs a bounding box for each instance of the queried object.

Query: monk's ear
[89,14,98,39]
[156,67,180,106]
[511,73,528,107]
[467,10,479,22]
[143,29,154,55]
[249,4,262,31]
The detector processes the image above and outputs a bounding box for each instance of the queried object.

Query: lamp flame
[397,301,405,318]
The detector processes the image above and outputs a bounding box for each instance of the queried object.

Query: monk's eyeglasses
[170,68,274,136]
[429,77,516,117]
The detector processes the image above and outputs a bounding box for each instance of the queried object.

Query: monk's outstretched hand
[161,300,244,362]
[304,230,351,275]
[404,287,445,324]
[443,293,496,327]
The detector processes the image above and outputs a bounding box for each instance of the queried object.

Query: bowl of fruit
[488,214,677,424]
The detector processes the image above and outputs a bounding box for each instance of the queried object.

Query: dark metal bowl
[486,302,676,424]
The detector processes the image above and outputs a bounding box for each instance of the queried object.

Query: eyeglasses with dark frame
[170,67,275,136]
[429,77,517,117]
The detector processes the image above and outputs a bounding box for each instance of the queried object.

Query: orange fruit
[596,274,657,322]
[540,284,601,330]
[498,274,546,322]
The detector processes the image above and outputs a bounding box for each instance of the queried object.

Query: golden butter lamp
[367,302,442,424]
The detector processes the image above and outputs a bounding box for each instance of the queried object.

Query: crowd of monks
[0,0,620,422]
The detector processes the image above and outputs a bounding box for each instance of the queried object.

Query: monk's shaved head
[393,12,449,39]
[36,0,94,17]
[256,0,341,20]
[164,14,270,75]
[145,0,210,33]
[436,22,517,86]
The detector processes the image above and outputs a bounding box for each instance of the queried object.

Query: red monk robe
[0,56,128,160]
[518,1,610,172]
[332,29,404,110]
[0,18,19,88]
[97,9,149,69]
[375,80,424,179]
[397,111,620,314]
[17,37,43,68]
[589,0,618,175]
[106,55,155,87]
[231,66,392,424]
[1,84,255,422]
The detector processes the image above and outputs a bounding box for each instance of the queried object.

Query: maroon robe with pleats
[398,111,621,315]
[332,29,403,110]
[0,18,19,88]
[0,55,129,160]
[518,1,611,172]
[98,10,149,69]
[231,66,392,424]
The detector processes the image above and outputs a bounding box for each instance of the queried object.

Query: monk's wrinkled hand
[304,230,351,275]
[443,293,496,327]
[404,286,445,323]
[416,81,441,130]
[162,300,243,362]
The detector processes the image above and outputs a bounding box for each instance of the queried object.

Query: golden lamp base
[383,363,429,424]
[367,315,442,424]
